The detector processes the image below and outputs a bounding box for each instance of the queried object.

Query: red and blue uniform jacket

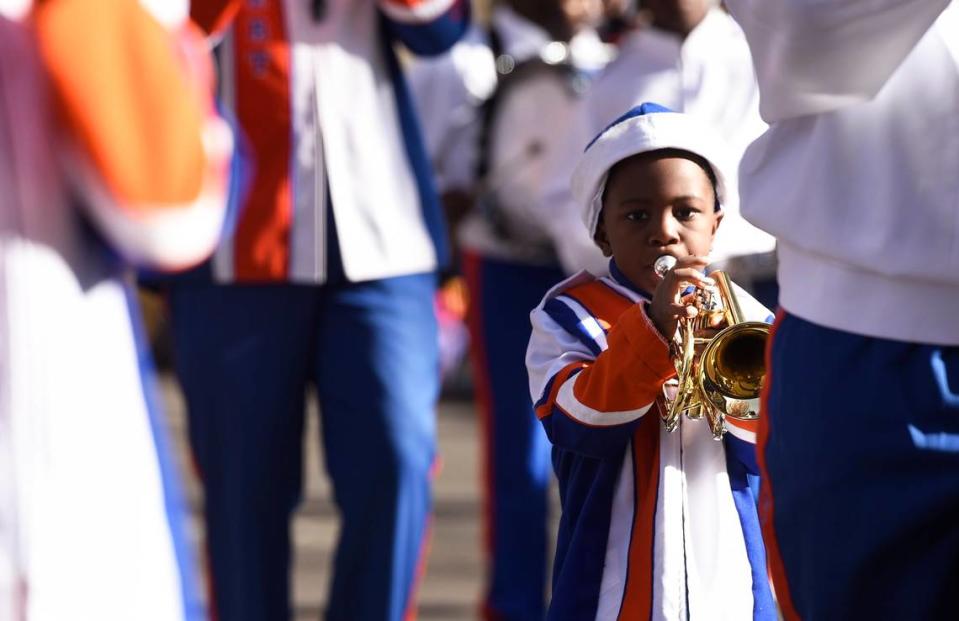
[526,262,777,621]
[190,0,470,284]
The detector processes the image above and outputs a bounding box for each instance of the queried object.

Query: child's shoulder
[534,269,644,335]
[535,270,597,309]
[537,269,642,307]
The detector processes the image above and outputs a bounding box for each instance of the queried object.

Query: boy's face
[593,152,721,294]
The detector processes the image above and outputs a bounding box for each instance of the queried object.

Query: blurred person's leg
[761,312,959,620]
[463,251,564,621]
[314,271,439,621]
[171,283,316,621]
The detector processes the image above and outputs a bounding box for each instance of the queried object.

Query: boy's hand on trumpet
[648,255,716,340]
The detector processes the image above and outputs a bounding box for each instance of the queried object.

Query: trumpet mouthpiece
[654,255,677,277]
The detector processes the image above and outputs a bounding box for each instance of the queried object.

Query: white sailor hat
[572,102,733,236]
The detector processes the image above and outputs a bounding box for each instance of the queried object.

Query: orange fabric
[617,411,661,620]
[191,0,242,36]
[570,301,675,413]
[564,281,633,330]
[231,1,293,280]
[725,415,759,435]
[757,310,802,621]
[34,0,206,209]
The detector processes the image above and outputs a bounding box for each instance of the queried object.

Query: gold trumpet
[654,255,769,440]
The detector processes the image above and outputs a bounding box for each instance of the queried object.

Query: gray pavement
[160,376,552,620]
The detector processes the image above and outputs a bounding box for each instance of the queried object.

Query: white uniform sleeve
[726,0,952,120]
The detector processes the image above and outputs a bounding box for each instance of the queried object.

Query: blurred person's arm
[34,0,231,270]
[379,0,471,56]
[406,29,492,257]
[725,0,952,121]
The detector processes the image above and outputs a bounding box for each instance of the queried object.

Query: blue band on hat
[584,102,676,151]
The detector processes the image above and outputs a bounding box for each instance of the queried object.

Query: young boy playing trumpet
[526,103,776,620]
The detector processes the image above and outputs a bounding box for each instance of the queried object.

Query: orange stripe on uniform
[462,251,498,565]
[563,281,633,331]
[758,310,801,620]
[570,303,675,414]
[35,0,206,209]
[725,416,759,435]
[535,361,588,420]
[232,2,293,280]
[618,411,661,620]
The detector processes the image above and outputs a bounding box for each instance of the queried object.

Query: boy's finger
[672,268,714,286]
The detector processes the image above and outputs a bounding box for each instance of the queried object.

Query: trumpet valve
[697,284,723,314]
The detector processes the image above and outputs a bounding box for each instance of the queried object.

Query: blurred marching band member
[0,0,231,618]
[170,1,469,620]
[726,0,959,617]
[407,2,610,618]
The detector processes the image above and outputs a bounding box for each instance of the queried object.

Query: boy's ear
[593,218,613,257]
[712,209,724,235]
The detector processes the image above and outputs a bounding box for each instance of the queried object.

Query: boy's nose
[649,213,680,247]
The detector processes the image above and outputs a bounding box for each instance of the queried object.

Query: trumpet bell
[655,261,770,439]
[699,321,769,420]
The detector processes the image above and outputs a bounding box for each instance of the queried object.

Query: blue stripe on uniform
[724,433,759,476]
[534,373,558,411]
[724,440,776,620]
[382,23,450,270]
[543,297,604,356]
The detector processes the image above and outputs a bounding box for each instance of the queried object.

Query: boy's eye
[625,210,648,222]
[675,206,699,221]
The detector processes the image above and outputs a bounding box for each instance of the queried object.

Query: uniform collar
[609,259,653,300]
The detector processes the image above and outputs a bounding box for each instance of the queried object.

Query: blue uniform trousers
[170,270,438,621]
[762,312,959,620]
[463,251,565,621]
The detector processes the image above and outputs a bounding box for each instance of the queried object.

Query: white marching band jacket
[0,1,230,618]
[727,0,959,345]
